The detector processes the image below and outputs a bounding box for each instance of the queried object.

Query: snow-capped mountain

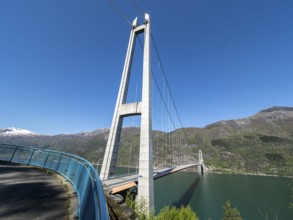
[77,128,109,136]
[0,127,109,137]
[0,127,38,136]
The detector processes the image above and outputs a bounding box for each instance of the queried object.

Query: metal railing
[0,144,109,220]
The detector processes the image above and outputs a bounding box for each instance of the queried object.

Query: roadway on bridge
[0,163,67,220]
[104,163,198,194]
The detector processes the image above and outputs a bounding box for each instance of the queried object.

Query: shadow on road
[0,163,67,220]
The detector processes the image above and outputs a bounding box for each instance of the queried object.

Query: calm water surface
[154,172,293,220]
[112,167,292,219]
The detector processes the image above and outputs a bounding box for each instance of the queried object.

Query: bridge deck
[103,164,198,194]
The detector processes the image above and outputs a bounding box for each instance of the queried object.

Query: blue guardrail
[0,144,109,220]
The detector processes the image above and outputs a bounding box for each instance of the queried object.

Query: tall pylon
[198,149,205,175]
[100,13,154,212]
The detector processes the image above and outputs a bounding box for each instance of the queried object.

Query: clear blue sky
[0,0,292,135]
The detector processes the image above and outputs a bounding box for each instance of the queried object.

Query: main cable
[151,33,185,130]
[151,33,189,152]
[130,0,144,17]
[107,0,132,26]
[105,1,190,167]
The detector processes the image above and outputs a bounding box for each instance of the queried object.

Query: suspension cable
[107,0,132,26]
[112,0,189,166]
[129,0,183,133]
[135,31,178,130]
[151,33,185,130]
[130,0,144,17]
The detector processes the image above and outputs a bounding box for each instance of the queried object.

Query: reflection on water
[105,167,292,219]
[154,172,293,219]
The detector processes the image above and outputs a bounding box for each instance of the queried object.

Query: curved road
[0,163,67,220]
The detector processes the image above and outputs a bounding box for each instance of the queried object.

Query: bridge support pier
[100,13,154,213]
[198,150,205,175]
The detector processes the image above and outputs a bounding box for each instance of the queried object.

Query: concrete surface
[0,163,67,220]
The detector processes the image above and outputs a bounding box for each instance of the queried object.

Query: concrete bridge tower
[198,149,205,175]
[100,14,154,212]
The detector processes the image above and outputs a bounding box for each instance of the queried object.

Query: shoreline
[112,164,293,178]
[205,167,293,178]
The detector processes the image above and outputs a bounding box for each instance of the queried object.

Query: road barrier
[0,144,109,220]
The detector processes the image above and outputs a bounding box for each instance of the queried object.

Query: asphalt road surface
[0,163,67,220]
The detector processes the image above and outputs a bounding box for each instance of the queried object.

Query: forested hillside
[1,107,292,176]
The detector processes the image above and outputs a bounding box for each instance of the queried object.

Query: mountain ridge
[0,127,109,137]
[1,106,292,176]
[3,106,293,136]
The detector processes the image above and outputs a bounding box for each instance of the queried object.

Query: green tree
[125,191,199,220]
[156,205,199,220]
[125,192,151,220]
[178,205,199,220]
[222,200,243,220]
[125,191,136,210]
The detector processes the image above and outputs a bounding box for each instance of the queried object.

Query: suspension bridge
[99,13,205,214]
[0,13,205,220]
[103,161,204,195]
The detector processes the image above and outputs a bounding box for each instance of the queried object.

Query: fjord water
[154,172,292,219]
